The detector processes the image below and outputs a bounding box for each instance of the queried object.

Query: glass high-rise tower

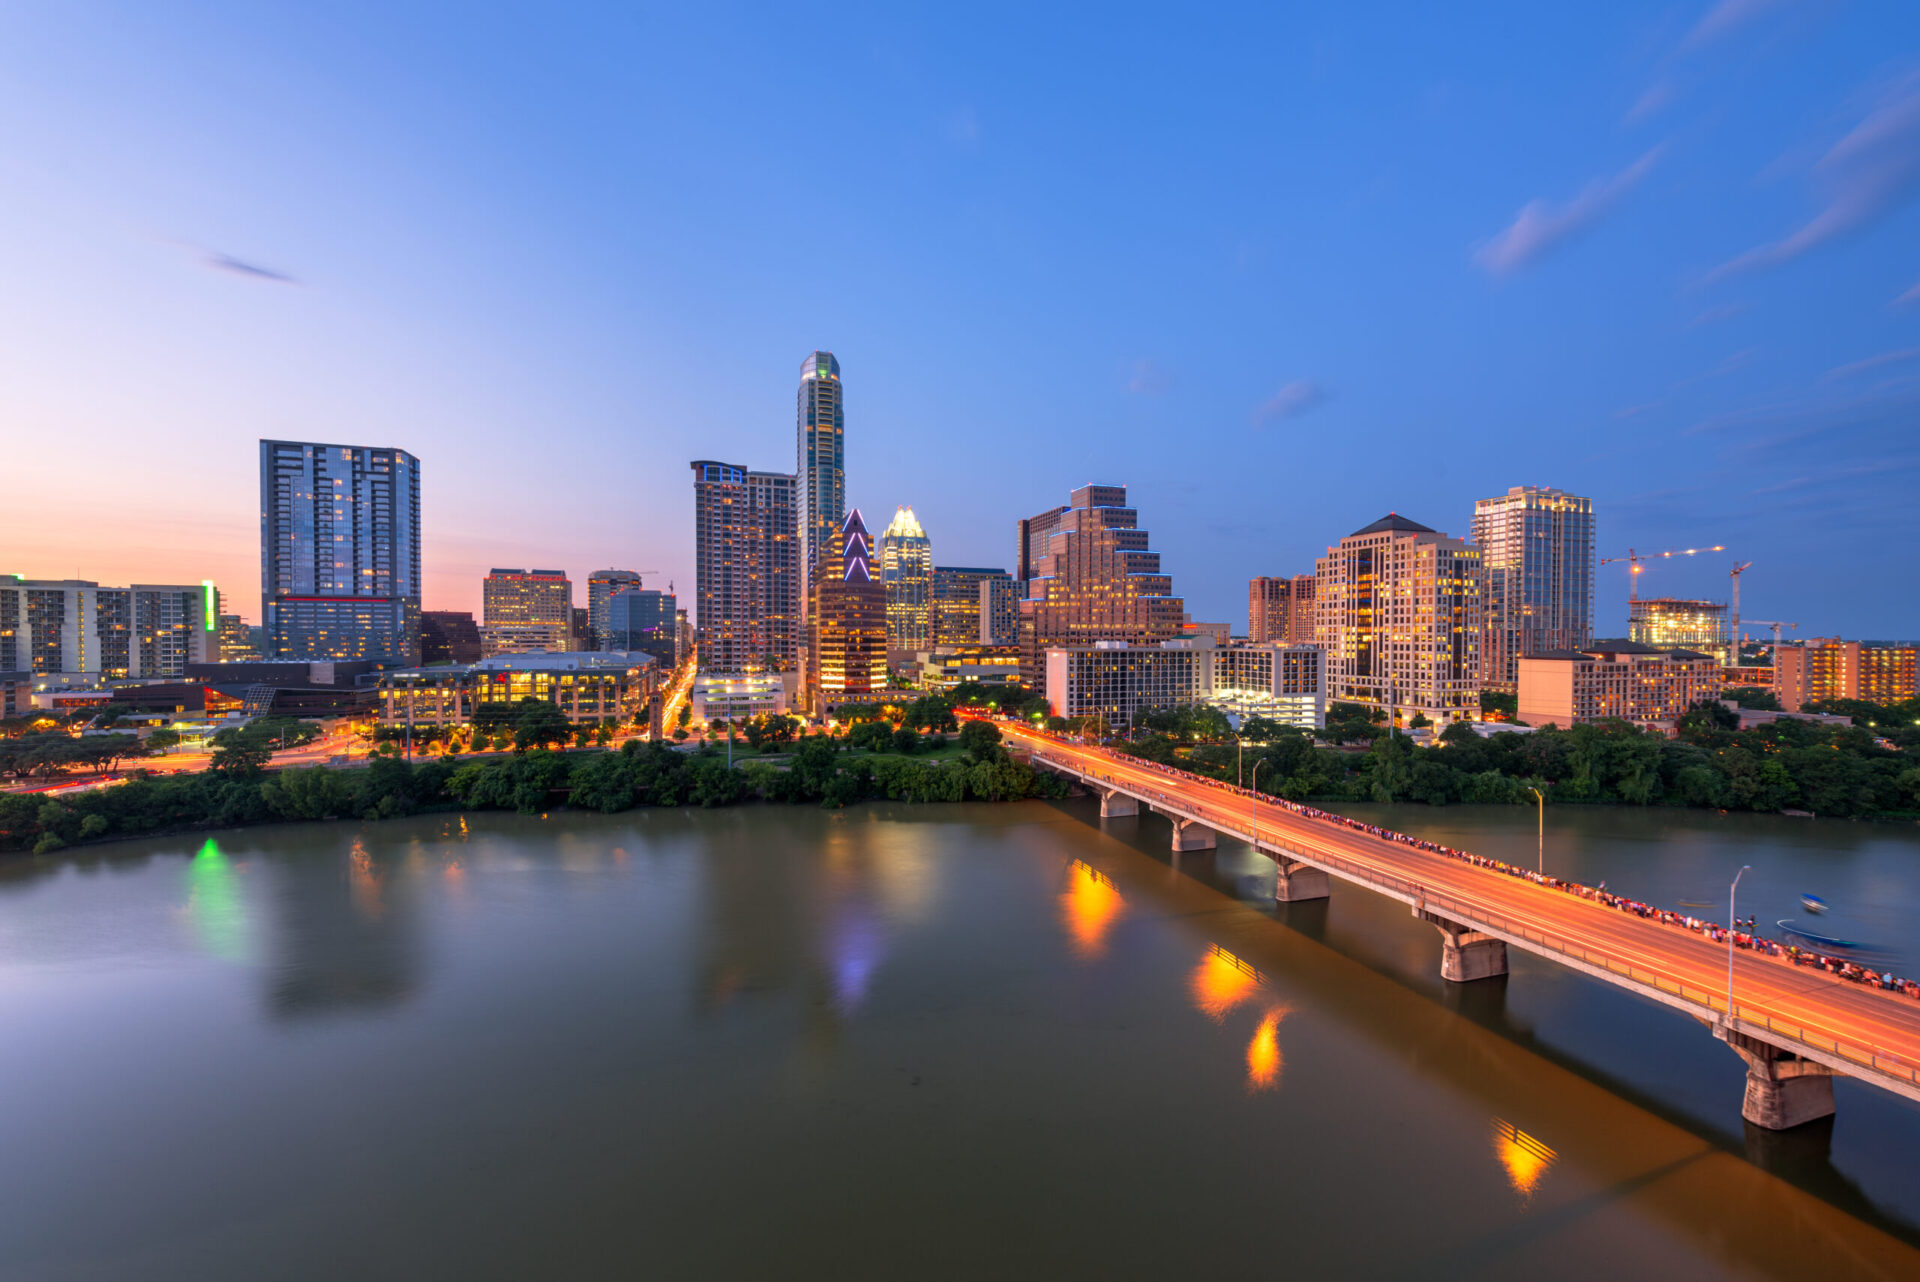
[260,439,420,663]
[880,506,933,652]
[1471,486,1594,691]
[796,351,845,615]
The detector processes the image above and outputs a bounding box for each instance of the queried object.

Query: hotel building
[1629,598,1729,668]
[1517,641,1718,732]
[690,460,799,674]
[880,506,934,653]
[1019,484,1185,684]
[1471,485,1594,691]
[1314,514,1482,725]
[805,509,888,713]
[260,439,420,664]
[483,569,572,629]
[1774,638,1920,712]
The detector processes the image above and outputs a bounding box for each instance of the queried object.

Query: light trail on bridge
[1000,722,1920,1119]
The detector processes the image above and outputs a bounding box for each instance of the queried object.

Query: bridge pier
[1167,817,1216,852]
[1721,1027,1837,1130]
[1419,909,1508,982]
[1097,789,1138,819]
[1273,858,1329,903]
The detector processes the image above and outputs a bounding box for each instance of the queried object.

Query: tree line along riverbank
[1122,698,1920,819]
[0,722,1063,856]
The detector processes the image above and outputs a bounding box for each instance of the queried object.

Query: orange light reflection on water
[1190,945,1259,1022]
[1245,1006,1289,1091]
[1061,861,1123,959]
[1492,1118,1556,1199]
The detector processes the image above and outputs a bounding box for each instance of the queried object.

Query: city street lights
[1728,864,1751,1026]
[1250,758,1267,856]
[1528,786,1544,874]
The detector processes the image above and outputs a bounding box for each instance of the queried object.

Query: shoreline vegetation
[0,719,1062,857]
[1111,696,1920,821]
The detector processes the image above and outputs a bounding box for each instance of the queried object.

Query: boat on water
[1776,919,1865,950]
[1801,894,1829,915]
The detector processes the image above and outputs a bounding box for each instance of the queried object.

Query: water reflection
[182,838,249,963]
[1190,944,1260,1022]
[1061,860,1124,959]
[1492,1118,1557,1200]
[267,836,420,1019]
[1246,1006,1288,1092]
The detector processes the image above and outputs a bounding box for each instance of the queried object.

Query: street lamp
[1250,758,1267,856]
[1727,864,1751,1027]
[1528,786,1544,875]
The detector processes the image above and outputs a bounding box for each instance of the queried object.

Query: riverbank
[0,736,1066,856]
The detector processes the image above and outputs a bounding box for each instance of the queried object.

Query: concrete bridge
[1009,724,1920,1131]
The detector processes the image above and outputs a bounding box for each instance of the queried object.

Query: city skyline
[5,5,1920,635]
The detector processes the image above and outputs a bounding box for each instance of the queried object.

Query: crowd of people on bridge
[1034,737,1920,1005]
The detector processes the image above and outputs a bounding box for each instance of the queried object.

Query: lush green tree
[958,719,1003,763]
[1478,690,1519,719]
[1724,686,1781,711]
[892,727,921,755]
[208,727,274,776]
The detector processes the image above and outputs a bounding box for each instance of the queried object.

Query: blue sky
[4,1,1918,636]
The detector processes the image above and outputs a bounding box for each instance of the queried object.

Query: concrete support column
[1098,789,1138,819]
[1722,1028,1837,1130]
[1274,859,1330,903]
[1168,817,1217,851]
[1418,908,1508,982]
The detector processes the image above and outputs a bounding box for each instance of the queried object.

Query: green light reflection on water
[184,837,250,962]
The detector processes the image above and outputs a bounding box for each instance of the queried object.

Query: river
[0,800,1916,1280]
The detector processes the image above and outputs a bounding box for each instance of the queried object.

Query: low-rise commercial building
[1044,639,1325,731]
[481,623,571,656]
[915,645,1023,691]
[1517,641,1718,732]
[1629,598,1729,668]
[691,671,795,722]
[378,652,658,729]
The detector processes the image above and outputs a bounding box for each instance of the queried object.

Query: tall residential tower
[690,460,798,674]
[796,351,846,614]
[260,439,420,664]
[1471,486,1594,691]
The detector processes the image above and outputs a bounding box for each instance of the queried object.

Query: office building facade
[607,588,679,667]
[378,651,658,730]
[690,460,799,673]
[260,439,420,664]
[587,570,643,649]
[796,351,846,615]
[931,566,1015,646]
[1471,485,1594,691]
[806,509,888,712]
[420,611,483,664]
[483,569,572,628]
[1314,514,1482,725]
[1019,484,1185,684]
[1248,574,1317,645]
[879,506,934,653]
[1043,638,1324,732]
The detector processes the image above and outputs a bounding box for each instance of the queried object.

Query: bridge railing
[1030,744,1920,1092]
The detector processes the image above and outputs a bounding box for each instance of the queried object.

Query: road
[1002,723,1920,1103]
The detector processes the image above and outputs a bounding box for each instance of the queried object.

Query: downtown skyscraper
[259,439,420,664]
[796,351,846,614]
[1470,486,1594,691]
[1018,484,1185,683]
[880,506,934,653]
[690,460,798,674]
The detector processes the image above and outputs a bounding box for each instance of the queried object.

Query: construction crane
[1598,545,1728,604]
[1728,561,1753,653]
[1741,620,1799,650]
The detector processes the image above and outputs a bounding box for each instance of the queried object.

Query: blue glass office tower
[260,439,421,664]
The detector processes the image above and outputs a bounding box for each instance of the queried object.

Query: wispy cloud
[1823,346,1920,382]
[1474,148,1663,275]
[1708,78,1920,282]
[1251,380,1326,426]
[1690,301,1750,328]
[1682,0,1788,52]
[1627,82,1674,124]
[204,251,298,284]
[1897,278,1920,306]
[1124,358,1169,396]
[1615,402,1660,420]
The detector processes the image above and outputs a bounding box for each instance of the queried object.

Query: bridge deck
[1007,725,1920,1106]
